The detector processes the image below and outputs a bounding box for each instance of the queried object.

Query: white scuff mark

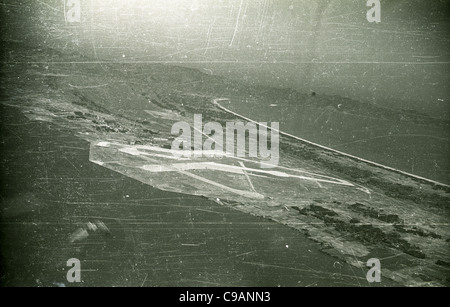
[33,73,72,77]
[69,83,109,89]
[239,161,258,193]
[96,142,111,148]
[229,0,244,47]
[355,184,371,195]
[69,228,89,243]
[119,147,189,160]
[181,243,205,247]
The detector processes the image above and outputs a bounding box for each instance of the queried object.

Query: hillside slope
[1,41,449,286]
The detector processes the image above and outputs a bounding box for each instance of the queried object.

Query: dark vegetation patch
[294,204,427,259]
[366,178,450,212]
[294,204,338,217]
[71,90,112,115]
[95,125,116,133]
[349,202,441,239]
[280,142,320,161]
[320,160,375,182]
[436,260,450,268]
[393,225,441,239]
[329,218,425,259]
[349,202,401,224]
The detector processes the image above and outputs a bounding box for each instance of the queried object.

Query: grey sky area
[1,0,449,116]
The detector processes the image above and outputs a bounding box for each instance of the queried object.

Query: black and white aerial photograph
[0,0,449,291]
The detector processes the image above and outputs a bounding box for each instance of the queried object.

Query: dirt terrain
[1,42,449,286]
